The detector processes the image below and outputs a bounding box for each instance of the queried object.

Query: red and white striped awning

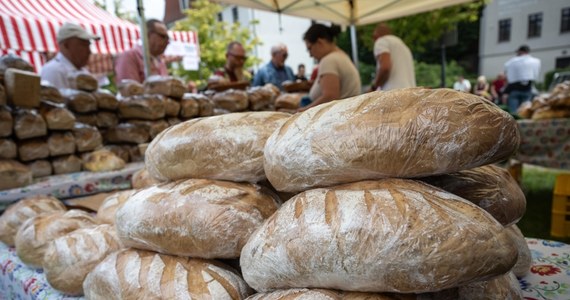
[0,0,198,73]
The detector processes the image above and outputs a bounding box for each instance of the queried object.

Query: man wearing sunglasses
[211,41,251,83]
[115,19,170,84]
[252,43,295,90]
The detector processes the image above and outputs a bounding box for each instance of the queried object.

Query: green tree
[172,0,261,87]
[93,0,136,23]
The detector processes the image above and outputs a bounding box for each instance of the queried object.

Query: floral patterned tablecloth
[0,162,144,210]
[517,119,570,170]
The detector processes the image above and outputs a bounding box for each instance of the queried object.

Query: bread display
[240,179,517,293]
[164,97,181,117]
[0,138,17,159]
[68,72,98,92]
[505,225,532,277]
[83,249,252,299]
[40,84,64,103]
[264,88,520,192]
[146,111,290,182]
[43,224,122,295]
[96,189,136,224]
[39,100,76,130]
[118,79,144,97]
[4,68,41,108]
[179,94,200,118]
[82,148,125,172]
[115,179,280,258]
[421,164,526,226]
[51,154,82,174]
[26,159,52,178]
[73,123,102,152]
[104,123,150,144]
[144,75,186,99]
[19,138,49,161]
[118,94,166,120]
[212,89,249,112]
[0,195,66,246]
[0,105,12,137]
[47,132,76,156]
[13,108,47,140]
[95,111,118,128]
[0,159,32,190]
[61,89,98,113]
[93,89,119,110]
[131,167,162,189]
[15,209,98,268]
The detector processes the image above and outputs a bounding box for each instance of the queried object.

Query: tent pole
[349,24,359,70]
[137,0,152,80]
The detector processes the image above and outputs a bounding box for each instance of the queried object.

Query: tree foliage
[172,0,261,86]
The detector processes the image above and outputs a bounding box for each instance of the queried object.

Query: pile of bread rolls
[518,81,570,119]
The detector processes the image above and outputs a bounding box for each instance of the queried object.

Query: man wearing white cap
[40,23,100,89]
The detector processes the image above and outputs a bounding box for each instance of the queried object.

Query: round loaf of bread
[96,190,136,224]
[264,88,520,192]
[83,249,252,299]
[146,111,290,183]
[240,179,517,293]
[0,195,66,246]
[43,224,122,295]
[505,225,532,277]
[115,179,280,258]
[15,209,98,268]
[421,164,526,226]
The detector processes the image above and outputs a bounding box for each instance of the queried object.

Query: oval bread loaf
[115,179,280,258]
[96,190,136,224]
[505,225,532,277]
[0,195,66,246]
[43,224,122,295]
[421,164,526,226]
[15,209,98,268]
[264,88,520,192]
[83,249,252,300]
[240,179,517,293]
[146,111,290,183]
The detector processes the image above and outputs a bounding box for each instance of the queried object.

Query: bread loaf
[26,159,52,178]
[68,72,98,92]
[19,138,49,161]
[275,93,303,110]
[197,96,215,117]
[264,88,520,192]
[0,105,12,137]
[144,75,186,99]
[248,87,273,111]
[52,155,82,174]
[0,84,6,106]
[96,111,118,128]
[15,209,97,268]
[240,179,517,293]
[0,138,17,159]
[103,145,130,163]
[104,123,149,144]
[505,225,532,277]
[421,164,526,226]
[82,149,125,172]
[131,167,162,189]
[531,106,570,120]
[456,272,523,300]
[116,179,280,258]
[179,94,200,118]
[164,97,181,117]
[0,159,32,190]
[126,144,143,162]
[43,224,122,295]
[13,109,47,140]
[118,94,166,120]
[40,84,64,103]
[39,101,76,130]
[74,113,98,127]
[83,249,252,299]
[0,195,65,246]
[48,132,76,156]
[118,79,144,97]
[4,68,41,108]
[96,190,136,224]
[212,89,249,112]
[73,123,102,152]
[128,119,169,139]
[93,89,118,110]
[146,112,290,182]
[61,89,98,113]
[0,54,34,83]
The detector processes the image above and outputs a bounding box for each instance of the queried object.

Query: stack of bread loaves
[518,81,570,119]
[83,111,291,299]
[239,88,527,297]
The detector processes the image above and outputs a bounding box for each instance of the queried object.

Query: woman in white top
[299,24,361,112]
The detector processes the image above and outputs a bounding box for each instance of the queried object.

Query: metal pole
[440,43,446,88]
[137,0,152,80]
[350,24,359,70]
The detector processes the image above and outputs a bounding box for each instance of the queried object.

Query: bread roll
[116,179,280,258]
[39,100,76,130]
[68,72,98,92]
[144,75,186,99]
[0,138,16,159]
[43,224,122,295]
[118,79,144,97]
[0,105,12,137]
[74,113,98,127]
[19,138,49,161]
[13,108,47,140]
[240,179,517,293]
[131,167,162,189]
[47,132,76,156]
[40,84,64,103]
[83,249,252,299]
[212,89,249,112]
[26,159,52,178]
[0,159,32,190]
[61,89,98,113]
[118,94,166,120]
[95,111,118,128]
[421,164,526,226]
[264,88,520,192]
[73,123,103,152]
[179,94,200,118]
[146,112,290,182]
[52,155,82,174]
[96,189,136,224]
[505,225,531,277]
[104,123,149,144]
[15,209,97,268]
[164,97,181,117]
[82,149,125,172]
[93,89,119,111]
[0,195,65,246]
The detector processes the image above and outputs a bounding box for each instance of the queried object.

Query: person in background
[115,19,169,84]
[491,72,507,104]
[503,45,541,113]
[212,41,251,82]
[299,23,361,112]
[474,75,492,100]
[453,75,471,92]
[252,43,295,90]
[370,23,415,91]
[40,23,100,89]
[295,64,308,81]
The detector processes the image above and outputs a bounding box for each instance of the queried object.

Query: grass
[516,164,570,243]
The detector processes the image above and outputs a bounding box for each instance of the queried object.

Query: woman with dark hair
[299,24,361,112]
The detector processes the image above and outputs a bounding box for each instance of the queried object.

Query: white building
[479,0,570,83]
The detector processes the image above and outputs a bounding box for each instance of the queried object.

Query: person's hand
[501,94,508,105]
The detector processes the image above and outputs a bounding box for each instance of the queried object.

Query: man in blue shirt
[252,43,295,90]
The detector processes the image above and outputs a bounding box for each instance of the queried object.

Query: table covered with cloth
[517,118,570,170]
[0,238,570,299]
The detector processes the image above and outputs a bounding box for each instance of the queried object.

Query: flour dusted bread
[118,94,166,120]
[0,159,32,190]
[93,89,118,110]
[15,209,97,268]
[13,108,47,140]
[146,111,290,182]
[43,224,122,295]
[68,72,98,92]
[62,89,98,113]
[82,149,125,172]
[264,88,520,192]
[144,75,186,99]
[73,123,103,152]
[0,195,66,246]
[118,79,144,97]
[52,154,82,174]
[212,89,249,112]
[421,164,526,226]
[240,179,517,293]
[115,179,280,258]
[96,189,136,224]
[83,249,252,300]
[48,132,76,156]
[131,167,162,189]
[39,100,76,130]
[26,159,52,178]
[505,225,532,277]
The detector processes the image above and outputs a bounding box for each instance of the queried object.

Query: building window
[528,13,542,38]
[232,7,239,23]
[179,0,191,11]
[217,13,223,22]
[498,19,511,42]
[562,7,570,33]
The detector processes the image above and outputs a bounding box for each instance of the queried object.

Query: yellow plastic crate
[550,174,570,237]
